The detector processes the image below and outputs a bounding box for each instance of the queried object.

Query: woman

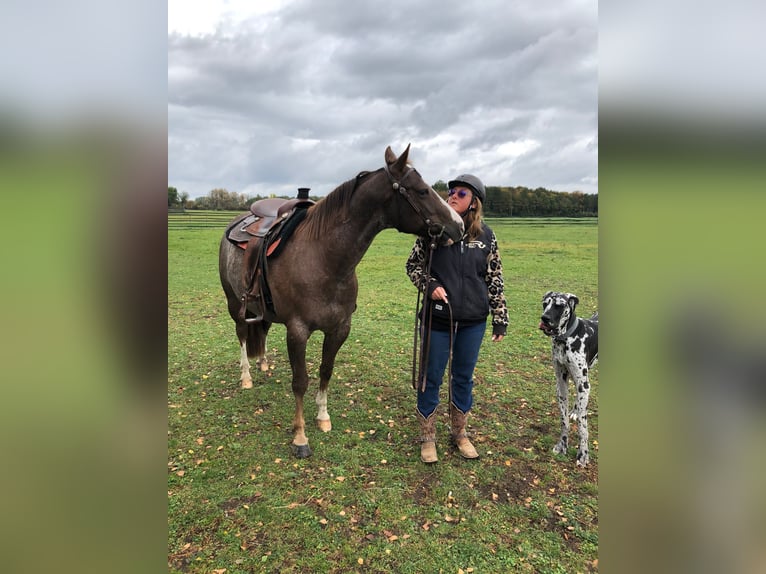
[406,174,508,463]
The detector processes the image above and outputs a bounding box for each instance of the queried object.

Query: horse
[219,145,464,457]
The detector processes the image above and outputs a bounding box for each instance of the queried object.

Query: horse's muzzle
[431,222,463,245]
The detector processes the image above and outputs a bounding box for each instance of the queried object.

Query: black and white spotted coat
[539,291,598,466]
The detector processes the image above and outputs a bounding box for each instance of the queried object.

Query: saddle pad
[266,208,308,259]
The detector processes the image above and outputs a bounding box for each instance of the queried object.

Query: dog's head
[539,291,579,337]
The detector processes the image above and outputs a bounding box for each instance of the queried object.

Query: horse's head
[383,145,464,245]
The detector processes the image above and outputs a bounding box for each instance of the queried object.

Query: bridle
[383,164,447,241]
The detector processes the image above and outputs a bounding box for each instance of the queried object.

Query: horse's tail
[246,320,271,358]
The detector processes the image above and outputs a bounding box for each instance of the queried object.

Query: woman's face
[447,185,474,215]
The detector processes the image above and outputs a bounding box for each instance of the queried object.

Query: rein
[411,232,454,401]
[382,162,455,398]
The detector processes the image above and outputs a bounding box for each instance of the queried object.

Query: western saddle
[224,188,315,323]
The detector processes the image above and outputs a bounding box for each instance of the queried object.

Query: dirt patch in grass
[218,492,264,514]
[411,472,442,506]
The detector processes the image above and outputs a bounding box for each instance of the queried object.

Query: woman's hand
[431,286,449,303]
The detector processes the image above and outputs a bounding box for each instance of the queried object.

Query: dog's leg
[573,373,591,466]
[552,363,570,456]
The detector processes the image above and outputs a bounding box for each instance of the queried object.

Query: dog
[539,291,598,466]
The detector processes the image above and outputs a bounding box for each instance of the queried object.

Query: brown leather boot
[417,409,438,464]
[450,405,479,459]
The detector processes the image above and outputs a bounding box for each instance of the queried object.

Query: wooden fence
[167,210,241,229]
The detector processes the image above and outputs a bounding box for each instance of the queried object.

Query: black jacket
[406,223,508,335]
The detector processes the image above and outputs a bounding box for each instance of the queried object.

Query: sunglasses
[448,189,470,198]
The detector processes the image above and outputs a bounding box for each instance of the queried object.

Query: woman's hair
[464,198,484,241]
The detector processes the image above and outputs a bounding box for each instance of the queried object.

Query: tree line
[169,183,597,217]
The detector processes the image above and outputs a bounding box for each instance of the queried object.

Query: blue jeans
[417,322,486,418]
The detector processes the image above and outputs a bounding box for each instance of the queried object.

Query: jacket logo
[466,241,486,249]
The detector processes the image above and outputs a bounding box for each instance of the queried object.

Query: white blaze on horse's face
[421,188,463,245]
[438,191,465,230]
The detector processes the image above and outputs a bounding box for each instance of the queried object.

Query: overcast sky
[169,0,597,199]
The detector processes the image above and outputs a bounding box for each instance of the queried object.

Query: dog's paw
[576,450,589,467]
[553,440,568,455]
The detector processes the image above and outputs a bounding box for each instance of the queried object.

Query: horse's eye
[417,188,428,196]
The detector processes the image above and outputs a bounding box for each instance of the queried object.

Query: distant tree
[585,193,598,215]
[168,186,180,208]
[433,180,448,193]
[484,186,512,216]
[196,188,251,210]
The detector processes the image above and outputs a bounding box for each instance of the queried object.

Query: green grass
[169,217,598,573]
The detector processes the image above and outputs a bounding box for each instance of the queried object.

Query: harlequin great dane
[539,291,598,466]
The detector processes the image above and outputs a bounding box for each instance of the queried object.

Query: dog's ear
[567,294,579,308]
[543,291,554,301]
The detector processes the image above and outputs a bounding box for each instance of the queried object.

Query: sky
[168,0,598,199]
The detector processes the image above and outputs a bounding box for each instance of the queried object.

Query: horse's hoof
[259,361,269,372]
[316,418,332,432]
[293,444,312,458]
[241,379,253,389]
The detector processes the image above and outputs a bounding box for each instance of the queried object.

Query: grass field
[168,216,598,573]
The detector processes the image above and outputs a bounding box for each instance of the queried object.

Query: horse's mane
[301,171,373,240]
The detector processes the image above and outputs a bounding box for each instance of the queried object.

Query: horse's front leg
[315,324,351,433]
[286,324,312,458]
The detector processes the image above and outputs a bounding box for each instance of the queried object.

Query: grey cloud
[169,0,597,198]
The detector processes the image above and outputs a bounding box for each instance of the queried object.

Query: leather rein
[382,164,455,403]
[411,236,455,413]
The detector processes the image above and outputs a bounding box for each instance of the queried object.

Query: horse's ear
[391,143,411,174]
[384,146,397,165]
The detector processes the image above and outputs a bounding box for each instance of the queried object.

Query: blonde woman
[406,174,508,463]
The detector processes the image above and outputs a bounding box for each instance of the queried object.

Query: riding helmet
[448,174,486,203]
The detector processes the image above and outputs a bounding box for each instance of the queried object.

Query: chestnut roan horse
[219,145,464,457]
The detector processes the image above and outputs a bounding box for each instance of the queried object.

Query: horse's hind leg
[286,324,312,458]
[235,318,271,389]
[250,321,271,372]
[239,342,252,389]
[315,324,351,433]
[236,322,253,389]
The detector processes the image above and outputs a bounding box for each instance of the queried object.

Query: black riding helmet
[448,174,486,203]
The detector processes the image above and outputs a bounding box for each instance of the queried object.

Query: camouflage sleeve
[406,237,432,293]
[485,231,509,335]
